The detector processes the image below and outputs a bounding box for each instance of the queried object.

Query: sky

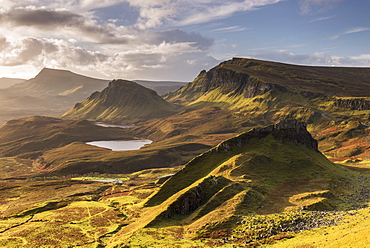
[0,0,370,81]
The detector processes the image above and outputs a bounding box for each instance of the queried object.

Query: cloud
[299,0,343,15]
[0,36,107,67]
[145,29,214,50]
[0,7,130,44]
[250,50,370,68]
[121,0,283,29]
[330,27,370,40]
[251,50,334,65]
[175,0,283,27]
[0,35,218,81]
[211,26,250,33]
[308,15,335,23]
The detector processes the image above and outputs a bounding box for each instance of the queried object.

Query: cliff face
[333,98,370,110]
[166,58,370,105]
[216,119,318,153]
[166,65,288,103]
[206,67,287,98]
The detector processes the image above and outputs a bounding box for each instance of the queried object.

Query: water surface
[86,140,152,151]
[94,122,134,128]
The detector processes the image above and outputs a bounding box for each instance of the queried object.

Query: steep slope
[164,58,370,126]
[107,120,350,246]
[62,79,180,122]
[166,58,370,103]
[141,58,370,165]
[145,119,340,208]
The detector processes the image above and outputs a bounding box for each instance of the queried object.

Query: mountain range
[0,58,369,247]
[0,68,186,125]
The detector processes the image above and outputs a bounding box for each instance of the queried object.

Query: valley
[0,58,369,247]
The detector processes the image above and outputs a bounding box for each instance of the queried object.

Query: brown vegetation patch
[256,178,330,214]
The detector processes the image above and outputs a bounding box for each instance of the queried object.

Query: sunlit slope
[107,120,351,247]
[166,58,370,105]
[146,120,346,220]
[63,79,180,122]
[165,58,369,122]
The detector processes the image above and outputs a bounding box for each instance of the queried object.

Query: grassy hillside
[106,120,367,248]
[166,58,370,104]
[62,79,180,122]
[0,116,133,159]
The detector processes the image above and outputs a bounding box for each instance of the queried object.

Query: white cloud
[251,50,370,68]
[0,35,218,81]
[330,27,370,40]
[211,26,250,33]
[175,0,283,27]
[299,0,344,15]
[308,15,335,23]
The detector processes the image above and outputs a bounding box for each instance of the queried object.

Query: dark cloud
[0,37,108,67]
[146,29,214,50]
[0,7,129,44]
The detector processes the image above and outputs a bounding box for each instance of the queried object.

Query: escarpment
[145,119,323,208]
[166,65,288,103]
[216,119,318,153]
[333,98,370,110]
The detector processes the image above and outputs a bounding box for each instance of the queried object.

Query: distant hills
[0,68,186,125]
[0,69,109,125]
[133,80,187,96]
[0,58,369,247]
[0,77,25,89]
[62,79,180,122]
[1,58,369,177]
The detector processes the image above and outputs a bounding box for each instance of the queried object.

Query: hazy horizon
[1,0,370,81]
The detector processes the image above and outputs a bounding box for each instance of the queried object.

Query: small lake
[94,122,134,128]
[86,140,152,151]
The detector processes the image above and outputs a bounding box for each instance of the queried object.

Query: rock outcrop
[333,98,370,110]
[166,65,288,102]
[216,119,318,153]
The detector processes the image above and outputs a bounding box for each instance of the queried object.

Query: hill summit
[62,79,179,122]
[10,68,109,97]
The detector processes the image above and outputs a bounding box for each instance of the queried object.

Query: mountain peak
[62,79,179,121]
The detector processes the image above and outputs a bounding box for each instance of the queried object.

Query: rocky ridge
[216,119,318,153]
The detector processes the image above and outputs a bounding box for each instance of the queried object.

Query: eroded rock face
[166,65,288,101]
[333,98,370,110]
[160,186,203,218]
[205,67,287,98]
[216,119,318,153]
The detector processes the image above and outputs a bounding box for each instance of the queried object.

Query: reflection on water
[94,122,134,128]
[86,140,152,151]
